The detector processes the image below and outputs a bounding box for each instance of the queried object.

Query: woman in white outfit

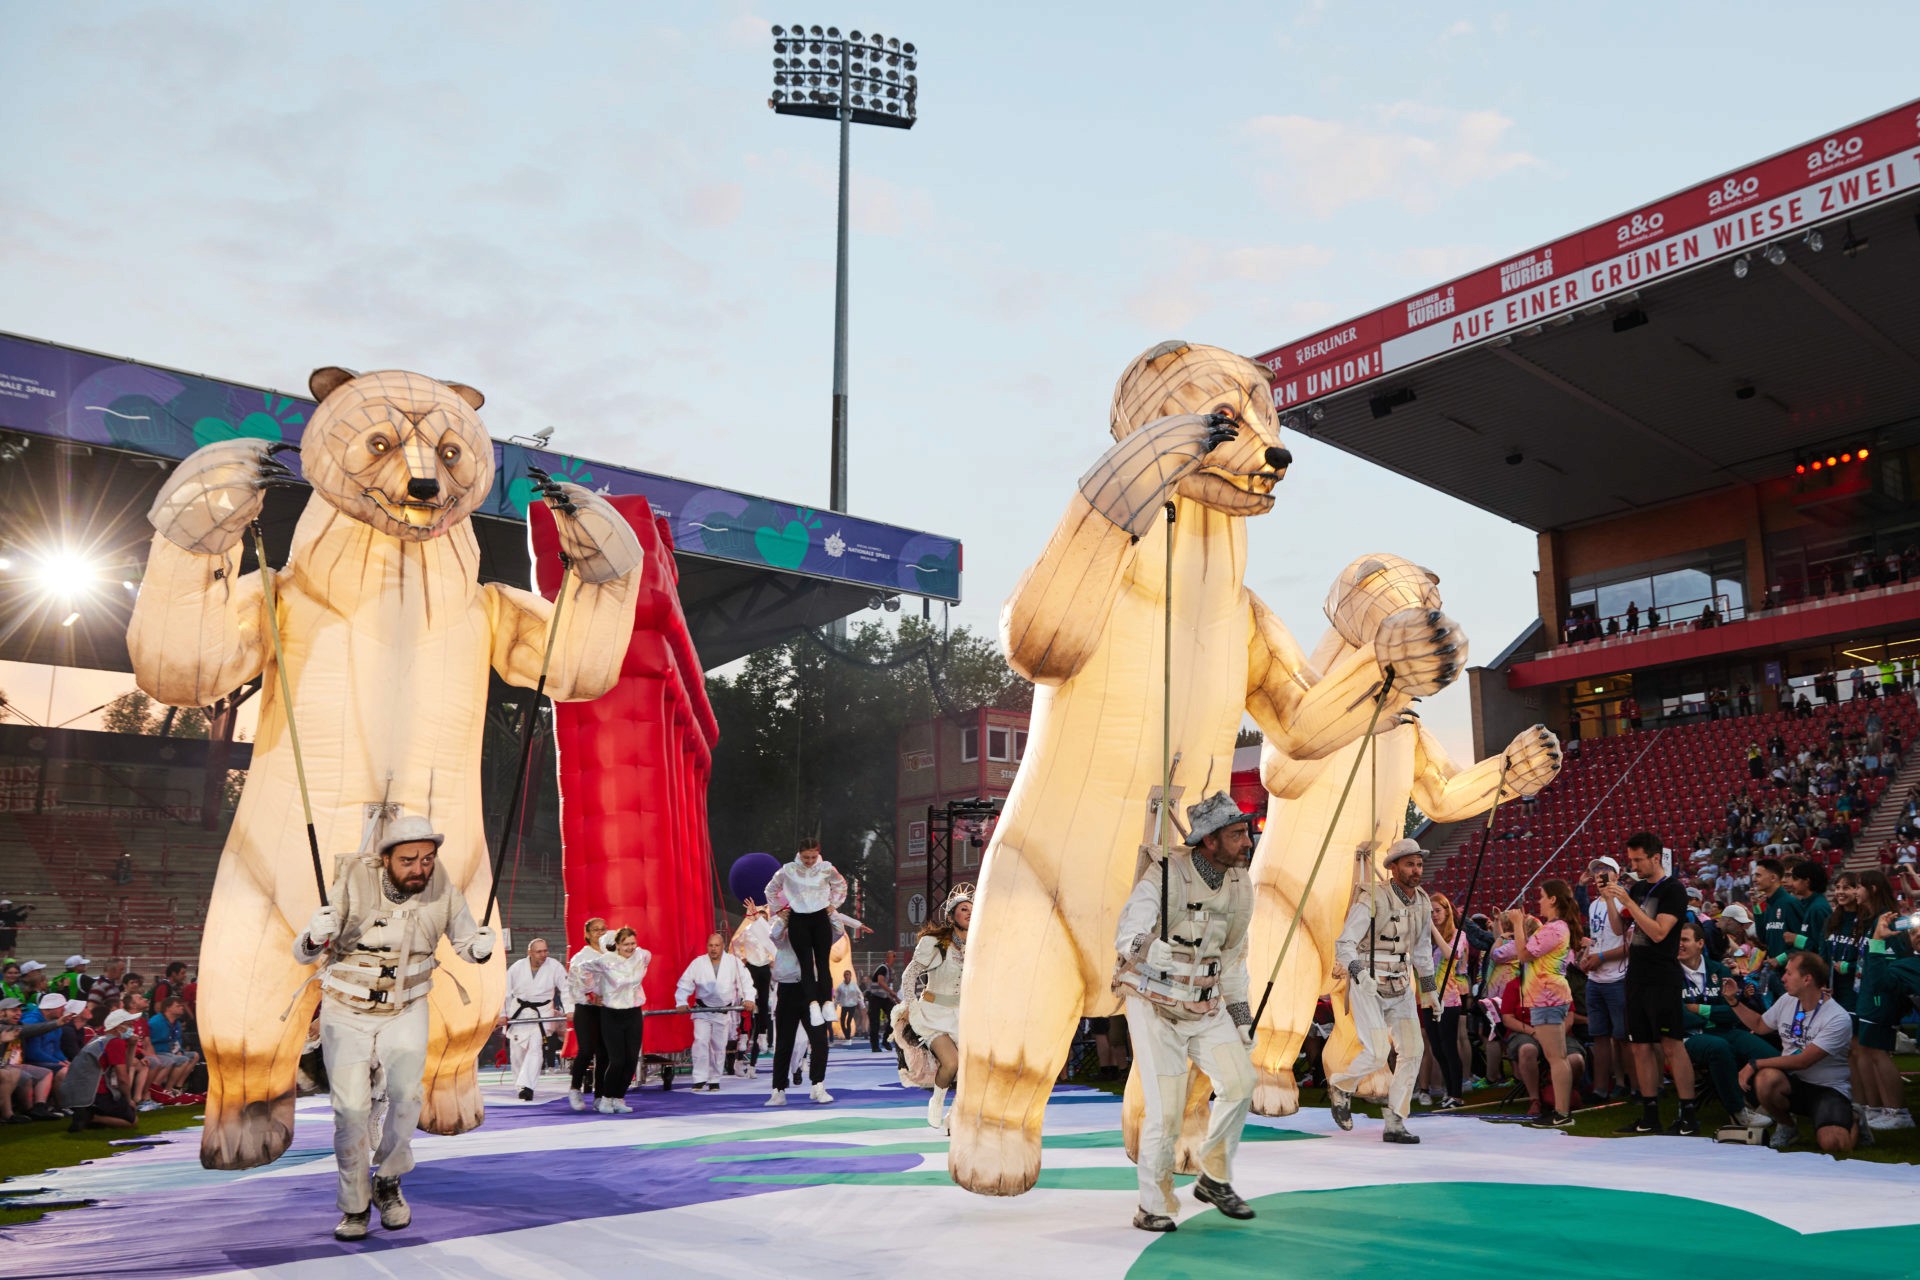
[900,884,970,1130]
[585,927,651,1112]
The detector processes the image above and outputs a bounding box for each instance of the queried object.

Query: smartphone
[1894,912,1920,931]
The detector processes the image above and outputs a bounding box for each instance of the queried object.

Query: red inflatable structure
[529,497,720,1054]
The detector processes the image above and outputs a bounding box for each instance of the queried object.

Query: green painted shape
[192,411,284,448]
[714,1167,1150,1191]
[1128,1182,1920,1279]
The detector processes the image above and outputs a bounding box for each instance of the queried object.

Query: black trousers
[570,1003,604,1092]
[746,963,772,1045]
[773,981,828,1087]
[1424,1006,1464,1098]
[787,910,834,1004]
[597,1007,644,1098]
[867,997,895,1050]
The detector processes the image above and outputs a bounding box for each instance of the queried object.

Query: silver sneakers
[333,1210,370,1241]
[1133,1208,1178,1233]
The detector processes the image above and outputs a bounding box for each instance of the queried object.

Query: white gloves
[306,906,340,947]
[470,927,495,962]
[1146,940,1175,971]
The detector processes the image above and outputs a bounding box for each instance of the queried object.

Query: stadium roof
[1256,97,1920,534]
[0,334,961,673]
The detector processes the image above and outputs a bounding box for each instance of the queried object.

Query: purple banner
[0,332,961,601]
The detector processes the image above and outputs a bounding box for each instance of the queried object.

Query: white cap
[18,960,45,974]
[65,954,89,968]
[103,1009,139,1033]
[37,993,66,1012]
[1720,903,1753,926]
[1589,856,1620,873]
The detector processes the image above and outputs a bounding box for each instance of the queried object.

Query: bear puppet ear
[443,382,485,411]
[309,367,359,403]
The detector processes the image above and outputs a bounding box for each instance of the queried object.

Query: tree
[101,690,212,738]
[705,619,1031,944]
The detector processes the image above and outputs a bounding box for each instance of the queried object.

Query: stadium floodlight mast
[768,24,919,514]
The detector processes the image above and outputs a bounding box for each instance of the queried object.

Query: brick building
[891,706,1029,950]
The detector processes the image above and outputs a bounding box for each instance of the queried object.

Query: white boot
[810,1081,834,1104]
[927,1088,947,1131]
[765,1089,787,1107]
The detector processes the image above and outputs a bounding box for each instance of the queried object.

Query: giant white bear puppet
[128,367,642,1170]
[947,341,1465,1196]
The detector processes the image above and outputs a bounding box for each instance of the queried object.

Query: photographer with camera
[1580,857,1631,1100]
[1722,951,1856,1153]
[1599,832,1700,1135]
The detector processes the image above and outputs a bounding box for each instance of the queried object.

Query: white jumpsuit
[1330,883,1435,1120]
[501,956,573,1094]
[674,952,753,1084]
[293,855,489,1214]
[1113,851,1255,1217]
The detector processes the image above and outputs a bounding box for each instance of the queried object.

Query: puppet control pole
[1436,756,1511,1003]
[252,521,328,909]
[1249,666,1396,1031]
[482,556,574,931]
[1159,501,1175,939]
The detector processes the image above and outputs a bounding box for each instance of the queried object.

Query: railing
[1560,592,1736,645]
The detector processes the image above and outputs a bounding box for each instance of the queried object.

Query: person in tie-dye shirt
[1495,880,1584,1127]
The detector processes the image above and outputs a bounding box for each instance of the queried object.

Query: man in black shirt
[1599,832,1700,1135]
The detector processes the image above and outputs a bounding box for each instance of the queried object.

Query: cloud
[1443,19,1475,37]
[1123,238,1337,332]
[1245,103,1535,216]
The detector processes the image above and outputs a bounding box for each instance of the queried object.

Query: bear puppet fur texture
[946,342,1467,1196]
[128,368,642,1170]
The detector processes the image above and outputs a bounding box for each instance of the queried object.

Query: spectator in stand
[1746,743,1764,781]
[50,955,90,1001]
[1783,861,1832,957]
[1724,952,1856,1153]
[1496,881,1582,1128]
[146,997,203,1104]
[1737,682,1752,715]
[1496,968,1589,1121]
[1622,695,1641,731]
[150,962,189,1010]
[63,1009,144,1132]
[1579,858,1632,1100]
[1603,832,1701,1135]
[0,899,32,954]
[88,960,126,1012]
[1751,858,1800,972]
[1677,922,1772,1128]
[1624,602,1639,634]
[0,961,23,1005]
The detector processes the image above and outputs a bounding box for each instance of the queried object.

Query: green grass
[0,1106,204,1226]
[1069,1054,1920,1165]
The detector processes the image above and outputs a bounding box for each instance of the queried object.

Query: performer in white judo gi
[498,937,572,1101]
[1113,792,1259,1234]
[566,916,607,1111]
[1327,837,1438,1144]
[295,814,493,1241]
[674,932,755,1092]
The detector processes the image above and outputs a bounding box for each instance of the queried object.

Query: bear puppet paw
[1501,724,1562,796]
[148,438,299,556]
[1374,607,1466,698]
[538,482,642,584]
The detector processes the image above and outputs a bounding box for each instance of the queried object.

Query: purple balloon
[728,852,782,906]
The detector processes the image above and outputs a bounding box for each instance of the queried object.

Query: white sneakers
[1737,1107,1774,1128]
[807,1002,826,1027]
[810,1082,834,1104]
[765,1090,787,1107]
[568,1090,587,1113]
[594,1096,633,1114]
[1868,1107,1916,1130]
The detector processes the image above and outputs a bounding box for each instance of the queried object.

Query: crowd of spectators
[0,948,204,1131]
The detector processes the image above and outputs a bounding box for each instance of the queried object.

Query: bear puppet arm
[1000,492,1138,686]
[127,533,269,708]
[1245,591,1421,767]
[1409,720,1562,822]
[484,570,642,702]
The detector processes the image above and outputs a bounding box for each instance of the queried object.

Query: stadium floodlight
[769,24,920,515]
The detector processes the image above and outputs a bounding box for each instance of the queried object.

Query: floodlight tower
[768,24,919,514]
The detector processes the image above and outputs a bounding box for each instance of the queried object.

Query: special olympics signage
[1259,97,1920,408]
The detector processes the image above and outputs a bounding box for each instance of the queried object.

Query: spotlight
[1733,254,1752,279]
[1812,460,1824,471]
[1841,452,1853,463]
[1859,446,1870,459]
[0,556,10,570]
[1795,463,1807,475]
[60,612,79,628]
[1827,455,1838,466]
[883,595,901,612]
[34,550,97,598]
[1308,403,1326,423]
[1803,229,1824,252]
[1763,243,1787,266]
[1505,450,1524,467]
[1368,387,1417,419]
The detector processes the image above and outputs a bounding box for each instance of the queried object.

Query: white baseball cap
[1720,903,1754,926]
[18,960,45,974]
[1589,856,1621,873]
[37,993,66,1012]
[103,1009,139,1033]
[65,954,89,968]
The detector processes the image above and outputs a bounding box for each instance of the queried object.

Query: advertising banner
[0,333,961,600]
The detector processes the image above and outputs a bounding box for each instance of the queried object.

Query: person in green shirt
[1821,871,1874,1010]
[1751,857,1803,969]
[1783,862,1831,955]
[0,961,23,1006]
[1854,904,1920,1132]
[50,956,90,1002]
[1677,922,1772,1126]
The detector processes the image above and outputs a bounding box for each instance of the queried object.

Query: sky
[5,0,1920,759]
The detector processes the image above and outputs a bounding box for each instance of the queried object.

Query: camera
[1893,912,1920,931]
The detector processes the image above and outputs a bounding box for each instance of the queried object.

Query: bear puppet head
[301,367,496,541]
[1109,341,1288,517]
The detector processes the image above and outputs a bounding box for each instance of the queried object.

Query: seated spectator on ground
[1496,971,1589,1119]
[61,1009,143,1132]
[1723,951,1856,1153]
[145,997,203,1105]
[1677,922,1772,1127]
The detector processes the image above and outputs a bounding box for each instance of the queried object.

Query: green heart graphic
[1130,1181,1920,1279]
[754,519,813,569]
